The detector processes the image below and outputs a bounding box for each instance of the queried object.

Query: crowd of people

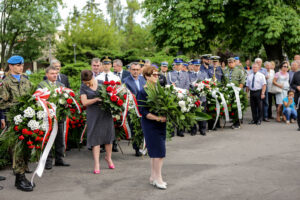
[0,53,299,191]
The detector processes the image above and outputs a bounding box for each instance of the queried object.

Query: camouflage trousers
[13,144,31,174]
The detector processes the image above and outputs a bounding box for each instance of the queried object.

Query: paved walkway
[1,111,300,200]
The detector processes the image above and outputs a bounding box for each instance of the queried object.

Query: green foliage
[0,0,62,67]
[28,70,46,87]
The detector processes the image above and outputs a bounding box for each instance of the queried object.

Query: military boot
[15,173,33,192]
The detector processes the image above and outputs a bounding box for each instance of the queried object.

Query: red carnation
[66,98,73,104]
[27,131,33,135]
[71,120,75,124]
[76,120,79,123]
[106,86,113,93]
[38,130,44,136]
[104,81,109,85]
[109,80,116,86]
[231,112,234,116]
[123,94,127,99]
[33,129,39,134]
[110,95,118,102]
[113,118,117,122]
[78,124,82,127]
[35,146,41,149]
[22,128,28,135]
[14,126,19,131]
[72,116,76,120]
[116,82,121,85]
[35,137,40,141]
[222,107,225,111]
[72,125,76,129]
[28,145,35,149]
[18,135,25,140]
[27,141,33,145]
[80,120,84,123]
[69,91,75,97]
[117,99,124,106]
[70,108,76,114]
[220,112,223,115]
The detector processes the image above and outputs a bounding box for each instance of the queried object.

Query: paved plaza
[1,111,300,200]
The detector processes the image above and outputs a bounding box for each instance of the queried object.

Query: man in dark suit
[291,70,300,131]
[113,59,131,83]
[43,59,70,88]
[38,66,70,169]
[124,62,146,156]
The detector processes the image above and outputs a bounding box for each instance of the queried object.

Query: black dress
[137,87,166,158]
[80,83,115,149]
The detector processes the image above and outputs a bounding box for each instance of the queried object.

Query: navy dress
[137,87,166,158]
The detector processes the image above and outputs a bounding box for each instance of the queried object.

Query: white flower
[52,93,57,98]
[49,109,55,118]
[63,93,69,98]
[178,100,186,108]
[177,93,184,99]
[181,107,187,113]
[40,122,48,131]
[36,111,45,120]
[24,107,35,118]
[59,99,66,105]
[165,85,171,88]
[187,97,192,103]
[27,120,40,131]
[14,115,23,125]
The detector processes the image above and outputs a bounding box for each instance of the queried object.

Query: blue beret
[192,59,201,65]
[234,57,240,60]
[173,58,183,64]
[7,55,24,65]
[161,62,168,66]
[183,62,188,67]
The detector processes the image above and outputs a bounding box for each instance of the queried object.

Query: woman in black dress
[80,70,115,174]
[137,66,167,190]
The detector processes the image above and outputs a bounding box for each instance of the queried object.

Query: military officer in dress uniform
[223,57,246,129]
[0,56,34,191]
[167,58,190,90]
[160,61,168,78]
[200,54,214,78]
[189,59,209,136]
[211,56,224,82]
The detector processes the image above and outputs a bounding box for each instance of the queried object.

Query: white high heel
[150,180,167,186]
[153,180,167,190]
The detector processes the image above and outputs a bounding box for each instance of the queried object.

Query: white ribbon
[211,90,220,129]
[31,110,58,185]
[228,83,243,119]
[217,91,229,122]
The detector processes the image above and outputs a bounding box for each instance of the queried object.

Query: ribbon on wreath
[55,87,82,114]
[227,83,243,120]
[211,90,229,129]
[64,117,70,150]
[31,88,59,185]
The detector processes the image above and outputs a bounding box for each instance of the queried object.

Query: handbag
[269,84,282,94]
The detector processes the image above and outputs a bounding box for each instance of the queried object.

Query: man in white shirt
[246,63,267,125]
[96,57,120,82]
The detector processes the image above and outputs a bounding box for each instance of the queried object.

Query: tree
[143,0,300,61]
[0,0,62,68]
[106,0,125,29]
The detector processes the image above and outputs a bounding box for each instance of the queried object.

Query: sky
[58,0,145,30]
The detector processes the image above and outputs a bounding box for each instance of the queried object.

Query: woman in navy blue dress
[137,66,167,190]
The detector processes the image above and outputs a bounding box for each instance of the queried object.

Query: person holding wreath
[137,66,167,190]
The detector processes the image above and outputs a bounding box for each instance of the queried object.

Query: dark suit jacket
[124,75,146,96]
[43,73,70,88]
[114,70,131,83]
[291,71,300,104]
[38,80,65,90]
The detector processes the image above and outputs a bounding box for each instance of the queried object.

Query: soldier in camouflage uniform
[223,57,246,129]
[0,56,34,192]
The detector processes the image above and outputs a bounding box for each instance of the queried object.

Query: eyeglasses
[282,65,288,68]
[151,73,159,77]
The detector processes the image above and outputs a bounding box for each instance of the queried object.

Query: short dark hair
[288,89,295,95]
[45,66,58,74]
[279,61,288,69]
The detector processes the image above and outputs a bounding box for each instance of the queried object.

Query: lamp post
[48,37,52,63]
[73,44,76,63]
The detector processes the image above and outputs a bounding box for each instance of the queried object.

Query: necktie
[105,74,108,82]
[118,72,121,78]
[58,74,61,82]
[229,69,233,82]
[251,73,256,89]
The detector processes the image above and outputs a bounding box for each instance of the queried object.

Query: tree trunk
[263,42,284,67]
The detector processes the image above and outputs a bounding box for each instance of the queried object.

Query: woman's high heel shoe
[150,179,167,186]
[93,170,100,174]
[105,157,115,169]
[153,180,167,190]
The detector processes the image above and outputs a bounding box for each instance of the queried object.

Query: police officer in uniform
[223,57,246,129]
[160,61,168,78]
[189,59,209,136]
[167,58,190,137]
[38,66,71,170]
[200,54,214,78]
[211,56,224,82]
[0,56,33,191]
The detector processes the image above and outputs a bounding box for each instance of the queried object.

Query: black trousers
[250,90,263,122]
[268,92,276,118]
[46,122,65,164]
